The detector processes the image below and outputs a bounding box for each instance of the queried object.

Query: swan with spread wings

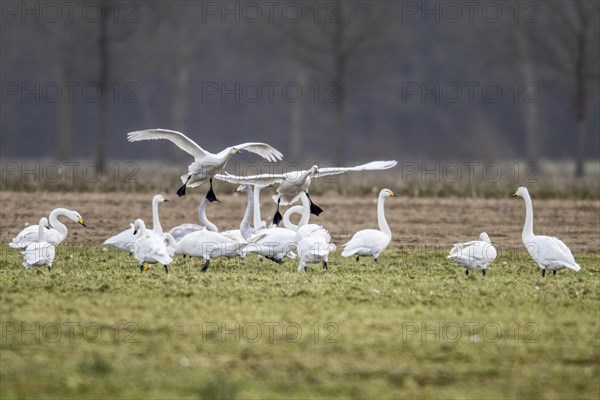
[127,129,284,201]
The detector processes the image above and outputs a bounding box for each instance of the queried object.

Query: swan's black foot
[206,186,220,203]
[48,266,52,271]
[272,211,283,226]
[356,256,359,262]
[465,270,469,276]
[164,265,169,274]
[200,259,210,272]
[374,257,378,264]
[482,269,486,276]
[542,269,546,277]
[553,270,556,276]
[265,256,283,265]
[305,193,323,216]
[140,265,144,273]
[323,261,328,270]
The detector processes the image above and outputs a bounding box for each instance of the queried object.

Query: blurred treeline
[1,0,599,176]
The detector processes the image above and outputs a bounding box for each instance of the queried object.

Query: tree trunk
[575,117,587,177]
[57,91,73,160]
[96,5,110,172]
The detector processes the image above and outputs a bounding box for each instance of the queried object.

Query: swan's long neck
[198,198,218,232]
[377,195,391,238]
[38,221,45,242]
[49,208,69,238]
[298,193,311,227]
[282,206,304,231]
[253,186,263,229]
[152,198,162,233]
[522,192,534,240]
[240,188,254,239]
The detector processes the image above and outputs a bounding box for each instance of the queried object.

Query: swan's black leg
[164,265,169,274]
[323,261,328,270]
[48,266,51,272]
[201,259,210,272]
[374,257,378,264]
[206,178,220,203]
[482,269,486,276]
[465,270,469,276]
[140,264,144,273]
[553,270,556,276]
[305,192,323,216]
[542,269,546,277]
[265,256,284,265]
[272,198,283,225]
[356,256,359,262]
[177,175,191,197]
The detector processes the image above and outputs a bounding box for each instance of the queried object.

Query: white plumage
[513,186,581,277]
[10,208,86,249]
[175,228,247,272]
[130,219,173,273]
[168,196,218,242]
[342,189,397,262]
[448,232,497,276]
[21,217,56,270]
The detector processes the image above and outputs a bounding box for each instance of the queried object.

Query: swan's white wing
[532,236,580,271]
[231,143,283,162]
[127,129,209,158]
[213,172,286,185]
[316,160,398,178]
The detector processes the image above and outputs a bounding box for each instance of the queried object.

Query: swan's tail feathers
[567,262,581,272]
[9,241,24,249]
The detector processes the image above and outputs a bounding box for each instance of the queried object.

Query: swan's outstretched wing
[315,160,398,178]
[127,129,209,158]
[214,172,286,185]
[229,143,284,163]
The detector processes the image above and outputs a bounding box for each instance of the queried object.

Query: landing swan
[10,208,86,248]
[448,232,497,276]
[513,187,581,277]
[342,189,398,263]
[127,128,283,201]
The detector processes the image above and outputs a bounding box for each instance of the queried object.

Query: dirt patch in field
[1,191,598,253]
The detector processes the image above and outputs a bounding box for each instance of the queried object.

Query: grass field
[1,246,599,399]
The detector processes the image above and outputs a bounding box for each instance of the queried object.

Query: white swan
[175,228,247,272]
[513,186,581,277]
[131,219,173,273]
[242,227,297,264]
[22,217,56,271]
[342,189,398,262]
[168,196,218,242]
[448,232,497,276]
[127,128,283,201]
[215,160,398,224]
[104,194,171,252]
[10,208,86,248]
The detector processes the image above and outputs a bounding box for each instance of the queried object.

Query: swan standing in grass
[10,208,86,248]
[131,219,173,273]
[175,228,248,272]
[215,160,398,224]
[126,128,283,201]
[22,218,56,271]
[512,187,581,277]
[448,232,497,276]
[342,189,398,263]
[168,196,218,242]
[104,194,173,253]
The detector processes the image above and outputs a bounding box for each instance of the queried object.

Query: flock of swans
[9,129,582,277]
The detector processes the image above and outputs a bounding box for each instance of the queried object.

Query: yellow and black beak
[390,191,399,197]
[163,198,170,202]
[511,191,518,197]
[235,148,242,154]
[77,217,87,227]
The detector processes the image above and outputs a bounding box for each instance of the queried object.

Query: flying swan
[127,128,283,201]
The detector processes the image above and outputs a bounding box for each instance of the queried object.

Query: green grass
[1,245,599,399]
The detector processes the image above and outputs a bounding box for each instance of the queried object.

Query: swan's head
[479,232,491,243]
[67,210,86,227]
[132,219,146,235]
[39,217,50,229]
[380,188,398,198]
[236,184,252,193]
[512,187,528,198]
[231,147,242,154]
[153,194,169,203]
[310,165,319,174]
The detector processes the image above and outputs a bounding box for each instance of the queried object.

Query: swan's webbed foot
[272,199,282,225]
[206,179,220,203]
[177,176,191,197]
[542,269,546,278]
[305,192,323,216]
[200,259,210,272]
[164,265,169,274]
[482,269,486,276]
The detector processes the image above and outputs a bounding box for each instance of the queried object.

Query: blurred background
[1,0,599,192]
